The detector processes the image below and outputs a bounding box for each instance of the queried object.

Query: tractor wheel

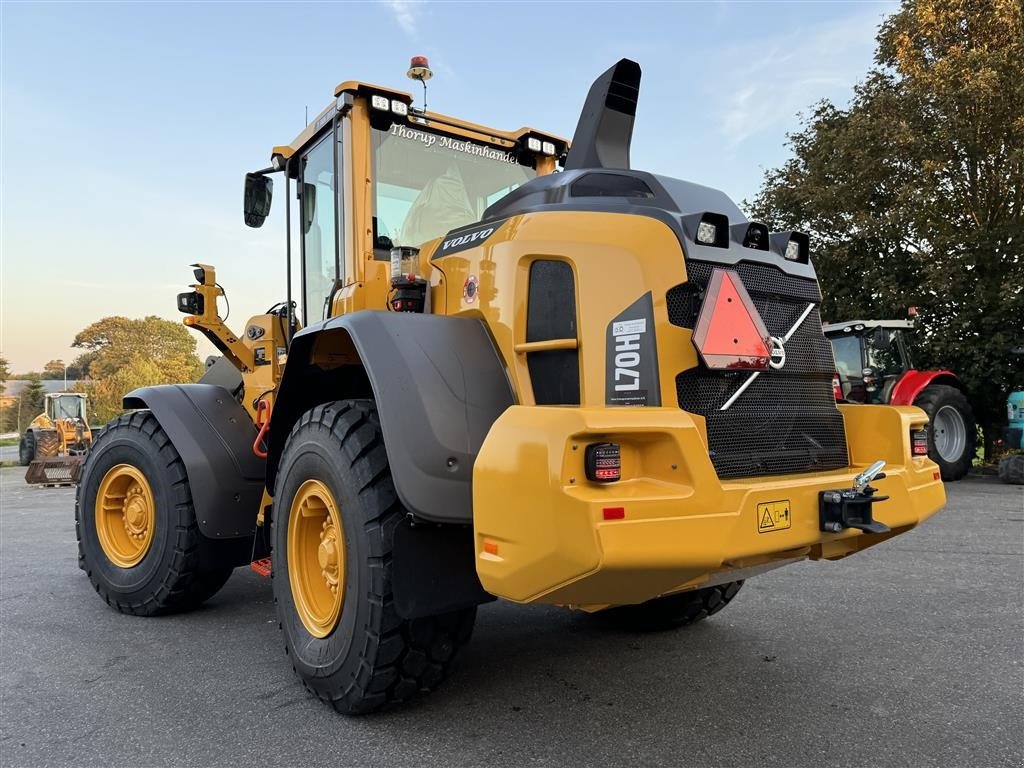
[75,411,235,615]
[18,431,35,466]
[599,581,744,631]
[34,428,61,459]
[998,455,1024,485]
[913,384,976,481]
[272,400,476,715]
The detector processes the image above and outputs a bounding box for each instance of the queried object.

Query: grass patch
[0,437,19,447]
[0,460,20,469]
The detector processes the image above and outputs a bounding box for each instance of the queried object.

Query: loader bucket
[25,456,84,486]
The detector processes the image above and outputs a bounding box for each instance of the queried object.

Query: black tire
[18,431,35,466]
[75,411,235,615]
[998,455,1024,485]
[913,384,976,481]
[34,428,60,459]
[273,400,476,715]
[599,581,744,631]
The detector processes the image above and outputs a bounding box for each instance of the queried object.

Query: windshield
[372,125,536,250]
[51,396,85,421]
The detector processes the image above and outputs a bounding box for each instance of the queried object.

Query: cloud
[383,0,424,38]
[715,6,892,146]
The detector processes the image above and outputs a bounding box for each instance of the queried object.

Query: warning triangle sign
[760,509,774,529]
[692,269,771,370]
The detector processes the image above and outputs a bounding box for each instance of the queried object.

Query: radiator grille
[670,260,848,479]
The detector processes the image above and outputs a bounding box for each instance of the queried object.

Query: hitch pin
[854,460,886,493]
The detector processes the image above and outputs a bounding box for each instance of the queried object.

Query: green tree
[748,0,1023,456]
[42,359,66,379]
[71,316,204,425]
[72,316,204,382]
[79,355,170,424]
[19,376,47,431]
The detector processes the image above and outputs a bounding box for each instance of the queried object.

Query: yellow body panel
[473,404,943,607]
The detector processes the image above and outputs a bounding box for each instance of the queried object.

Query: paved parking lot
[1,466,1021,767]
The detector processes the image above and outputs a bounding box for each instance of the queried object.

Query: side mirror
[244,173,273,228]
[872,326,891,351]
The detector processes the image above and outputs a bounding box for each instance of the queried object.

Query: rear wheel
[914,384,976,481]
[18,431,35,466]
[998,454,1024,485]
[599,581,744,631]
[272,400,475,714]
[75,411,235,615]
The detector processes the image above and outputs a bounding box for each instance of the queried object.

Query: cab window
[301,134,337,323]
[831,335,864,400]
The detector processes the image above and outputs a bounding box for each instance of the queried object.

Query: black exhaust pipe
[563,58,641,172]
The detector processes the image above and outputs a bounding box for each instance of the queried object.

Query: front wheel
[272,400,475,715]
[75,411,235,615]
[914,384,976,481]
[18,431,35,466]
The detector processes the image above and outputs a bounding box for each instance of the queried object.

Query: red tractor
[824,318,975,480]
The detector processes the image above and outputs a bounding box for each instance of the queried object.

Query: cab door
[299,133,340,325]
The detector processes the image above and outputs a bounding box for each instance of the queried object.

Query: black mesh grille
[670,260,848,479]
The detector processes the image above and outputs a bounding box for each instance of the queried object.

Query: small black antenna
[304,105,308,125]
[406,55,433,112]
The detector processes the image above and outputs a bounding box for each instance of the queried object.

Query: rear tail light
[585,442,621,482]
[911,427,929,456]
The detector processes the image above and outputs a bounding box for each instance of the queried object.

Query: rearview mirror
[243,173,273,228]
[872,326,891,351]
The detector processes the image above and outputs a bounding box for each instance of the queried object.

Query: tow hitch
[819,460,891,534]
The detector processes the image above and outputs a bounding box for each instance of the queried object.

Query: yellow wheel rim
[288,479,345,638]
[95,464,156,568]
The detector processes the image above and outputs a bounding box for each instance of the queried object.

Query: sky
[0,0,897,372]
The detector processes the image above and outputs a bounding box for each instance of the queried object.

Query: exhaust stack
[563,58,641,171]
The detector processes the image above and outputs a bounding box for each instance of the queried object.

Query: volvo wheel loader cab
[824,318,976,480]
[22,392,93,484]
[76,58,946,714]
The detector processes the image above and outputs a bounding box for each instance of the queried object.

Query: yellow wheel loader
[76,59,946,713]
[21,392,93,485]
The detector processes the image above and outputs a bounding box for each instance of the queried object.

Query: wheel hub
[933,404,967,463]
[288,479,345,637]
[95,464,155,568]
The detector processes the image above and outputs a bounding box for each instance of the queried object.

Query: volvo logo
[769,336,786,370]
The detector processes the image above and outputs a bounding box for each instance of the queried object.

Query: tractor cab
[823,319,915,403]
[45,392,88,423]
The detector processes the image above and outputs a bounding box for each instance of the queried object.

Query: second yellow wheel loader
[76,58,946,713]
[21,392,93,485]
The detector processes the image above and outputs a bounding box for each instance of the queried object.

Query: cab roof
[272,79,568,161]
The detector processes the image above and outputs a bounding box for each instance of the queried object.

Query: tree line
[0,316,204,431]
[748,0,1022,456]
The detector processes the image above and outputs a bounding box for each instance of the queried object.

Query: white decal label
[612,318,647,337]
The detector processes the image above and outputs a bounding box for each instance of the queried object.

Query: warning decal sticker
[757,500,792,533]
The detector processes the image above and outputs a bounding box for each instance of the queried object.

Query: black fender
[268,310,515,525]
[123,384,265,540]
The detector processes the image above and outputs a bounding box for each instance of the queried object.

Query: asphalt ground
[1,466,1021,768]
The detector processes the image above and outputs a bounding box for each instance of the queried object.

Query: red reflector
[250,557,272,577]
[933,471,941,481]
[692,268,772,370]
[585,443,621,483]
[603,507,625,520]
[483,541,499,555]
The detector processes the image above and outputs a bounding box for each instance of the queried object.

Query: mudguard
[123,384,265,540]
[269,311,515,525]
[889,370,959,406]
